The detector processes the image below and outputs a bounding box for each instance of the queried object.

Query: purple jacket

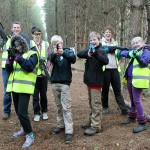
[121,48,150,77]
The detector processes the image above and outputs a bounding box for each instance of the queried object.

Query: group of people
[1,21,50,148]
[1,21,150,148]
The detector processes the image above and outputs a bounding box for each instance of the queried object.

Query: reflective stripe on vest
[1,38,11,68]
[132,59,150,88]
[101,39,121,72]
[6,51,39,94]
[30,40,49,75]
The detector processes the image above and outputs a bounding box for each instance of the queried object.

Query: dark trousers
[12,92,32,134]
[101,69,123,108]
[2,68,12,114]
[33,76,48,115]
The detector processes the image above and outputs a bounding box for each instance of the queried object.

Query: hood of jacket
[11,34,29,52]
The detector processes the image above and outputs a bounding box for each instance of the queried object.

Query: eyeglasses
[33,33,41,36]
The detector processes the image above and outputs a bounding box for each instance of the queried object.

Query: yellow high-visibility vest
[30,40,49,75]
[6,51,39,94]
[132,59,150,88]
[1,37,11,68]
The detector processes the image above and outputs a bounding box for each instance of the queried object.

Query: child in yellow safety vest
[120,37,150,133]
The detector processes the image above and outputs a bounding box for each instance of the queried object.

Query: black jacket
[77,44,109,86]
[50,48,76,85]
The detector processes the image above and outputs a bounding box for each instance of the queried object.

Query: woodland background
[0,0,150,50]
[0,1,150,150]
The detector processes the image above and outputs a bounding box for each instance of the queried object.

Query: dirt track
[0,60,150,150]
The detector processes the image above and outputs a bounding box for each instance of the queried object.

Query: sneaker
[34,114,40,122]
[102,108,109,114]
[133,124,147,133]
[22,134,35,148]
[84,127,102,136]
[13,128,25,137]
[65,134,74,144]
[2,113,10,120]
[42,112,48,120]
[121,118,136,125]
[81,122,91,129]
[52,127,65,134]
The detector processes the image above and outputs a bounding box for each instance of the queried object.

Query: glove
[6,59,11,65]
[134,51,140,57]
[5,58,14,71]
[13,54,20,62]
[107,46,117,53]
[128,50,135,58]
[128,50,139,58]
[102,46,109,52]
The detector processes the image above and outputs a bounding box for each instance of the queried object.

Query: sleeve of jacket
[77,50,88,59]
[17,54,38,72]
[136,49,150,67]
[63,48,76,64]
[120,50,131,58]
[50,51,57,63]
[92,50,109,65]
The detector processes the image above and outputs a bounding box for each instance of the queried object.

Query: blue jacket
[121,48,150,78]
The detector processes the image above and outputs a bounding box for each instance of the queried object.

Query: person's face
[11,24,21,35]
[90,37,100,47]
[32,31,42,43]
[15,44,22,53]
[103,29,113,41]
[132,40,145,50]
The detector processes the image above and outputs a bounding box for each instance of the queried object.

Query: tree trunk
[130,0,144,41]
[145,2,150,43]
[55,0,58,34]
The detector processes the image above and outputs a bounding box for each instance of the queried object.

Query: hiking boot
[102,108,109,114]
[13,128,25,137]
[65,134,74,144]
[22,134,35,148]
[133,124,147,133]
[121,118,136,125]
[52,127,65,134]
[84,127,102,136]
[34,114,40,122]
[81,122,91,129]
[2,113,10,120]
[42,113,48,120]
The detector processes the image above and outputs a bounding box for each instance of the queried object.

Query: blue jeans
[2,68,12,114]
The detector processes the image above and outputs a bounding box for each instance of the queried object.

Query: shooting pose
[77,31,109,136]
[100,26,128,115]
[6,34,39,148]
[120,37,150,133]
[50,35,76,143]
